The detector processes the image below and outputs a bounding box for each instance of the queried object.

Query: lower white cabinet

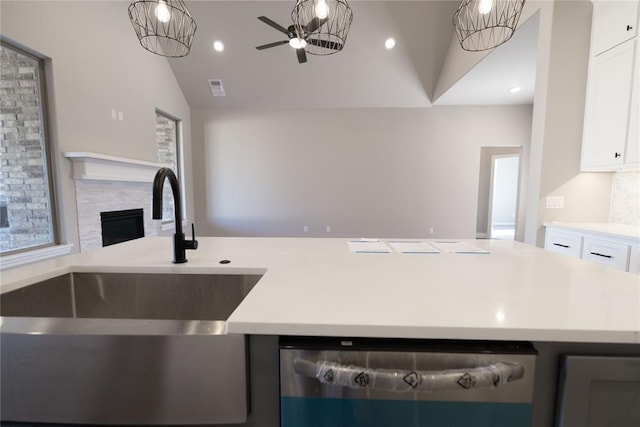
[581,237,630,271]
[544,230,583,258]
[544,225,639,274]
[630,245,640,274]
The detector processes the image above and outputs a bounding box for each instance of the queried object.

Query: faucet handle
[185,223,198,250]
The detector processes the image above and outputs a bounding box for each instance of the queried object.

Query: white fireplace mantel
[64,152,169,183]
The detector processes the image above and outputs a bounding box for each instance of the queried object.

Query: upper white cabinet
[581,0,640,171]
[591,0,639,55]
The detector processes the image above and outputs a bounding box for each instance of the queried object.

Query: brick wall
[0,44,53,252]
[156,113,177,221]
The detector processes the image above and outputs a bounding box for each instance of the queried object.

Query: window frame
[0,37,60,257]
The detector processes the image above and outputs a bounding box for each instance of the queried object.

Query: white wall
[1,1,193,250]
[525,0,612,246]
[193,106,533,238]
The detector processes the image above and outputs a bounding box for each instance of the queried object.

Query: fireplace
[100,208,145,247]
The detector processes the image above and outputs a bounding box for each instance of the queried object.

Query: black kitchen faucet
[152,167,198,263]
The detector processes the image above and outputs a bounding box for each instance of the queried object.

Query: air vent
[208,79,226,97]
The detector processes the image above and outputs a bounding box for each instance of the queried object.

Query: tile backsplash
[610,171,640,225]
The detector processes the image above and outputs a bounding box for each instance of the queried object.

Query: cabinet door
[581,40,637,171]
[591,0,639,55]
[624,39,640,168]
[557,355,640,427]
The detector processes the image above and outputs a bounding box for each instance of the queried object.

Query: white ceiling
[167,1,538,109]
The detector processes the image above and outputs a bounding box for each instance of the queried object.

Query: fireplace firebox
[100,208,144,247]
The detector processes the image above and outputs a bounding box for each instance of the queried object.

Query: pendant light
[128,0,197,58]
[453,0,525,52]
[291,0,354,56]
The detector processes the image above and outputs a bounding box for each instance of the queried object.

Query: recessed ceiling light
[509,86,522,93]
[213,40,225,52]
[385,38,396,50]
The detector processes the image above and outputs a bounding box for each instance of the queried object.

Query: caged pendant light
[128,0,197,58]
[291,0,354,56]
[453,0,525,52]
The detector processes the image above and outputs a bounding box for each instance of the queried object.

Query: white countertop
[544,222,640,241]
[2,237,639,344]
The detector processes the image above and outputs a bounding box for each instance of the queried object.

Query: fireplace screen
[100,208,144,247]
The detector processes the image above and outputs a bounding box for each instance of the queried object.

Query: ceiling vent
[208,79,226,97]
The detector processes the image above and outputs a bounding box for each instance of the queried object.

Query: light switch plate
[546,196,565,209]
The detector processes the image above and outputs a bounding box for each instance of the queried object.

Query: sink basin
[0,272,262,425]
[1,272,259,322]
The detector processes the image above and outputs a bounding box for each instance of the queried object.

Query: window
[155,110,180,222]
[0,40,57,255]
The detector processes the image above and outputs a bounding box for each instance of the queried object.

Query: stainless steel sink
[0,272,262,425]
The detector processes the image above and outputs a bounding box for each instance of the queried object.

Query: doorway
[476,147,522,240]
[488,155,520,240]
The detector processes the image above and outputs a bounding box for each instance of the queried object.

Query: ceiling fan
[255,16,342,64]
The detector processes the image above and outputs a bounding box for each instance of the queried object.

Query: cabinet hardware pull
[614,152,622,158]
[628,24,634,31]
[553,243,570,248]
[590,252,613,259]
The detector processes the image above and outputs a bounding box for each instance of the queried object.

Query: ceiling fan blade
[256,40,290,50]
[307,39,343,51]
[303,17,328,34]
[297,48,307,64]
[258,16,290,35]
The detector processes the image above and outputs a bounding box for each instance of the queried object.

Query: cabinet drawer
[544,230,583,258]
[581,237,630,271]
[629,245,640,274]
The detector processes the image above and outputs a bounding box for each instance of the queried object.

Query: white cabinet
[629,245,640,274]
[581,40,636,170]
[544,224,640,274]
[581,236,630,270]
[581,0,640,171]
[591,0,639,55]
[544,229,583,258]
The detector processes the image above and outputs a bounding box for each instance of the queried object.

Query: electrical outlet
[428,227,434,235]
[111,109,117,119]
[118,111,124,121]
[303,225,309,233]
[546,196,565,209]
[326,226,331,233]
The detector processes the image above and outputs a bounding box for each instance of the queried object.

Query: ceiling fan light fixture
[292,0,353,56]
[128,0,197,58]
[453,0,525,52]
[289,38,308,49]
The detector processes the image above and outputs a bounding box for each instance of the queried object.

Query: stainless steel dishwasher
[280,337,537,427]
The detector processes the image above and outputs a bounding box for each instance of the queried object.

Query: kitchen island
[2,236,638,344]
[1,237,639,427]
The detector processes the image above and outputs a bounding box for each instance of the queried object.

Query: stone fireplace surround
[65,152,168,252]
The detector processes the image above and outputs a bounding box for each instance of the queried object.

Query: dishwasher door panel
[280,340,536,427]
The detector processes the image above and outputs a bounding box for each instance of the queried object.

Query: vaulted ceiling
[167,1,538,109]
